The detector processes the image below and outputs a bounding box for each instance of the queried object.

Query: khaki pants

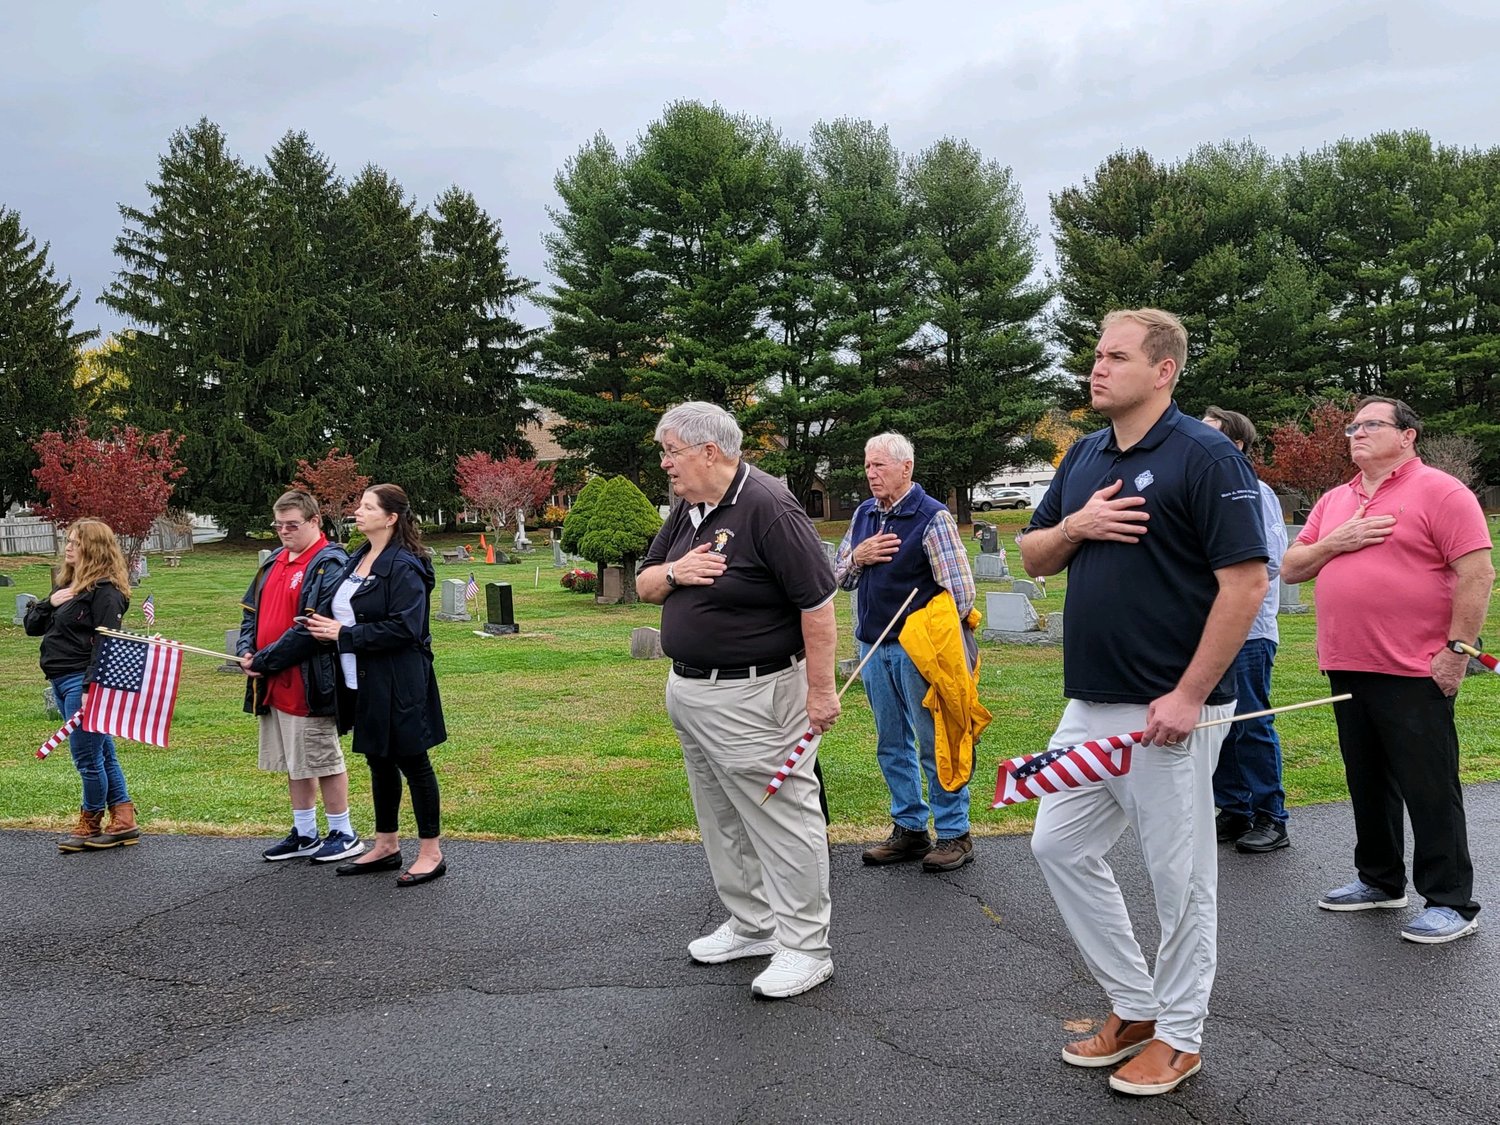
[667,663,831,959]
[1030,699,1232,1052]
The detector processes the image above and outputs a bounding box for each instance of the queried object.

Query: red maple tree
[1255,399,1355,510]
[292,448,370,543]
[455,452,556,535]
[31,420,186,566]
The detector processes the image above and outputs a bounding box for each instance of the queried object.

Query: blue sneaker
[309,830,365,864]
[1318,879,1409,911]
[262,830,322,861]
[1401,907,1479,944]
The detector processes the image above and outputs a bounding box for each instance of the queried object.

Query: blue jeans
[1211,638,1286,823]
[51,672,131,812]
[859,640,970,837]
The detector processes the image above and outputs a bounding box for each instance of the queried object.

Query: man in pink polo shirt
[1283,396,1494,944]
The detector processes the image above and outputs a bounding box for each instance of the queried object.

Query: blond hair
[1102,308,1188,380]
[59,519,131,596]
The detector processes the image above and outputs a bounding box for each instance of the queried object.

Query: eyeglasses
[1343,420,1403,437]
[660,442,709,459]
[270,520,306,531]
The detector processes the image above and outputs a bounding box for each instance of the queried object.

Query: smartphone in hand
[293,615,311,625]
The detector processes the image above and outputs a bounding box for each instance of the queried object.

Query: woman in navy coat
[304,484,448,886]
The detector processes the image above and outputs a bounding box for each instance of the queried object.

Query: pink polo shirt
[1298,458,1492,676]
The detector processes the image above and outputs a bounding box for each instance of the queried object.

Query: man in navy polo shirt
[1019,308,1268,1097]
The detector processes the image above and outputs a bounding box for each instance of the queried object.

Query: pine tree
[576,476,663,603]
[0,206,95,503]
[102,118,284,535]
[902,138,1051,515]
[531,133,665,488]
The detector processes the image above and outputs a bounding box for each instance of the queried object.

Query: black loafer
[1235,815,1290,853]
[334,852,403,876]
[396,859,447,887]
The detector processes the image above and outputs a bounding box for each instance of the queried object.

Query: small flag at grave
[466,572,479,603]
[141,594,156,627]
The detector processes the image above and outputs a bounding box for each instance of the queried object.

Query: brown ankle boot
[59,808,104,854]
[86,802,141,848]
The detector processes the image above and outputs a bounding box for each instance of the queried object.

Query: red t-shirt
[255,537,328,715]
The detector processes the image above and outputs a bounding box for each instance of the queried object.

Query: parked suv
[974,487,1030,511]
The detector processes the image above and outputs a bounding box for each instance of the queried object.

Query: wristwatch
[666,564,678,589]
[1447,638,1475,655]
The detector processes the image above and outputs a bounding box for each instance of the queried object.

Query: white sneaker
[688,921,779,964]
[750,950,834,999]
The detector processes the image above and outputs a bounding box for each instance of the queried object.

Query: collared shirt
[1298,458,1492,676]
[834,488,975,620]
[1028,402,1268,705]
[1250,478,1286,644]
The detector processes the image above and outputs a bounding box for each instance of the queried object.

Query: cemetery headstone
[1013,578,1042,601]
[837,657,861,681]
[973,523,999,555]
[974,552,1009,581]
[258,549,272,567]
[596,565,624,605]
[435,579,472,622]
[220,628,243,673]
[44,682,61,719]
[14,592,37,626]
[0,573,13,586]
[630,626,663,660]
[553,539,566,568]
[484,582,520,635]
[1278,579,1310,614]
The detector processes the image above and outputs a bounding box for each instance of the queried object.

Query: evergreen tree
[902,138,1051,515]
[0,206,94,503]
[576,476,663,603]
[629,101,781,410]
[530,133,664,488]
[102,118,285,535]
[426,186,537,473]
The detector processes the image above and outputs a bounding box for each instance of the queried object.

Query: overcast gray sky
[5,0,1499,341]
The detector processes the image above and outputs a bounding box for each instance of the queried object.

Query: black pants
[1328,671,1478,919]
[367,752,442,840]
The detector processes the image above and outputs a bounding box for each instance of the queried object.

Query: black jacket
[318,544,446,758]
[25,580,129,680]
[240,541,349,716]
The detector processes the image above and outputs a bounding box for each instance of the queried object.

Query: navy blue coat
[320,543,447,759]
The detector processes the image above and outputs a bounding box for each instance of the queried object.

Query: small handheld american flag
[992,731,1140,807]
[81,633,184,748]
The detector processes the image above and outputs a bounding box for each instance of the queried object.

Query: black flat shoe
[396,859,447,887]
[334,852,403,876]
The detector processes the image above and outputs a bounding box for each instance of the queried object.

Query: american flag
[80,634,184,747]
[992,730,1140,807]
[466,571,479,603]
[141,594,156,627]
[762,728,822,800]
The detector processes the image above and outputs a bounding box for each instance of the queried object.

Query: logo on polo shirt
[712,528,735,553]
[1134,469,1155,491]
[290,571,304,590]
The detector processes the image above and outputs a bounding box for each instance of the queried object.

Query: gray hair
[865,432,914,465]
[655,402,743,459]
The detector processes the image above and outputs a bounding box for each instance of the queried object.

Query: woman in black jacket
[303,484,448,886]
[24,519,140,852]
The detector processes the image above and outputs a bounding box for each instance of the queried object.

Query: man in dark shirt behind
[639,401,840,1000]
[1019,309,1268,1096]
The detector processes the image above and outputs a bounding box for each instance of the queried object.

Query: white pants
[1030,699,1232,1052]
[667,664,831,959]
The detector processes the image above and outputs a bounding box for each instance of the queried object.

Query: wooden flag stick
[95,626,237,662]
[1191,693,1351,731]
[758,587,919,805]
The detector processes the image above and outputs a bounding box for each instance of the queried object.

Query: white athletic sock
[326,809,353,837]
[292,807,318,839]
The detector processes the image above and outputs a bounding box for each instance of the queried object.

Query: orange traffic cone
[479,532,488,549]
[485,543,495,564]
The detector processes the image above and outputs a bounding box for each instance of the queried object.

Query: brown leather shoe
[861,825,932,865]
[921,832,974,872]
[1108,1038,1202,1095]
[85,801,141,848]
[1061,1013,1156,1068]
[59,808,103,854]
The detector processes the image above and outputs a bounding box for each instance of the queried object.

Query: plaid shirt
[835,494,975,619]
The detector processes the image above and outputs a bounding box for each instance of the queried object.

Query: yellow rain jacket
[898,590,992,791]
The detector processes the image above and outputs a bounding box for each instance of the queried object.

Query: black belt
[671,651,804,680]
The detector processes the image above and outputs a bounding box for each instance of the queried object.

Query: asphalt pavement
[4,787,1499,1124]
